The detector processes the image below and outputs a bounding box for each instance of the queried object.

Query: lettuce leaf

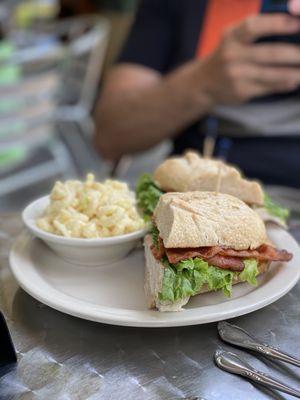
[206,266,234,297]
[159,260,203,302]
[160,264,176,302]
[239,259,259,286]
[159,257,235,301]
[264,193,290,223]
[136,174,164,220]
[150,224,160,248]
[159,257,259,303]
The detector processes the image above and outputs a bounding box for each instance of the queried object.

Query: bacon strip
[150,236,165,260]
[164,246,222,263]
[204,255,244,271]
[150,235,293,272]
[217,245,293,262]
[165,244,292,264]
[165,248,245,270]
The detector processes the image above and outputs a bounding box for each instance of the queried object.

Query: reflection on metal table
[0,214,299,400]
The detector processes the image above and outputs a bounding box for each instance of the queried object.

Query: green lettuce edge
[159,257,259,303]
[264,193,290,223]
[136,174,164,220]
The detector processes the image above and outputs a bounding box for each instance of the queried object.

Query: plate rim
[9,227,300,328]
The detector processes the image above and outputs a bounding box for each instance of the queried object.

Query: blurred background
[0,0,298,217]
[0,0,169,212]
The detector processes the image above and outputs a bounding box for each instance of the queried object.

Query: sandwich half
[144,191,293,312]
[136,151,290,227]
[154,150,264,205]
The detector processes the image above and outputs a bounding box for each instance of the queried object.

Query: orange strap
[197,0,261,58]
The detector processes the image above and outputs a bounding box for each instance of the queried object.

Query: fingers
[242,43,300,65]
[225,14,300,43]
[209,12,300,104]
[252,67,300,90]
[223,63,300,101]
[288,0,300,15]
[242,81,296,100]
[239,64,300,90]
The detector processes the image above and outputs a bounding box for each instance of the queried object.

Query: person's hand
[289,0,300,15]
[199,13,300,105]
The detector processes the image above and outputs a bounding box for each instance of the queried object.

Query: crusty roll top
[153,151,264,206]
[153,191,267,250]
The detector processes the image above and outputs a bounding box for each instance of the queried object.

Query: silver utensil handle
[215,350,300,399]
[240,365,300,398]
[255,344,300,368]
[218,322,300,368]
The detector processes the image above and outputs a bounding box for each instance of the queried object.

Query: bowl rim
[22,195,149,246]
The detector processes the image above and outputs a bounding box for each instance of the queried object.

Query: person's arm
[95,61,213,160]
[95,13,300,160]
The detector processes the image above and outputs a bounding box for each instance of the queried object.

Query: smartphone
[259,0,300,45]
[261,0,288,13]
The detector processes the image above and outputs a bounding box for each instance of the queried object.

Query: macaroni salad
[37,174,145,238]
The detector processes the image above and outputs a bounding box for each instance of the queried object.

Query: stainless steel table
[1,214,300,400]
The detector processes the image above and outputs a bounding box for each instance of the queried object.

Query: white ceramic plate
[9,226,300,328]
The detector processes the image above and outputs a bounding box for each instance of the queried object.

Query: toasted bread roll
[153,192,267,250]
[154,151,264,206]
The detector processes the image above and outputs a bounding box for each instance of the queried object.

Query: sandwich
[136,151,290,227]
[144,191,292,312]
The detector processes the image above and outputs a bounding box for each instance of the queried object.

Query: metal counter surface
[0,214,299,400]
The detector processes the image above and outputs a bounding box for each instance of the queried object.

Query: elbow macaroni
[37,174,145,238]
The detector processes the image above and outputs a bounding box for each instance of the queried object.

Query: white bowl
[22,196,148,266]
